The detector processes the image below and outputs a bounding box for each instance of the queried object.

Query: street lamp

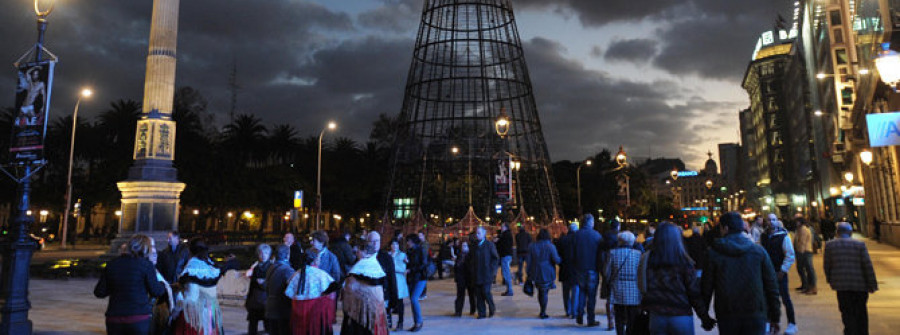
[576,159,592,215]
[61,87,93,249]
[616,146,627,167]
[494,107,510,138]
[315,121,337,231]
[844,171,854,183]
[860,150,874,166]
[670,167,679,181]
[874,43,900,90]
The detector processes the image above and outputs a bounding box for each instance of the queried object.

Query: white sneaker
[785,323,798,334]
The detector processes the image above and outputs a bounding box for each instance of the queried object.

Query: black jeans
[537,287,550,315]
[393,298,406,326]
[837,291,869,335]
[777,274,796,324]
[246,309,266,335]
[717,316,767,335]
[613,305,638,335]
[105,319,150,335]
[475,283,495,317]
[455,282,476,314]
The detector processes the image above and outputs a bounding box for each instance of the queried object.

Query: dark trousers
[455,282,476,314]
[537,287,550,315]
[247,309,267,335]
[575,270,599,322]
[266,318,290,335]
[516,254,528,282]
[106,319,150,335]
[613,305,638,335]
[717,316,767,335]
[475,283,495,317]
[391,299,406,326]
[837,291,869,335]
[778,275,796,324]
[562,277,580,316]
[797,252,817,289]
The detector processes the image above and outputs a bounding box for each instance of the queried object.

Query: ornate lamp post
[315,121,337,231]
[705,179,714,219]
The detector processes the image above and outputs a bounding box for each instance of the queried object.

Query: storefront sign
[867,112,900,147]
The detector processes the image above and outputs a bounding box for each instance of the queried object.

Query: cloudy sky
[0,0,792,169]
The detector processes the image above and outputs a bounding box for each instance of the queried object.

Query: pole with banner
[1,2,58,334]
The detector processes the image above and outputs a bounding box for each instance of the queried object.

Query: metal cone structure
[384,0,560,232]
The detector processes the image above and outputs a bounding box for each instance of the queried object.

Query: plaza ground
[27,236,900,334]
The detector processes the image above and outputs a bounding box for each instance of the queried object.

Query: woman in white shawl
[285,252,337,335]
[341,242,389,335]
[171,238,225,335]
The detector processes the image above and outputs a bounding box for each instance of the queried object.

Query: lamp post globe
[616,146,627,167]
[670,167,678,181]
[860,150,874,166]
[494,107,510,138]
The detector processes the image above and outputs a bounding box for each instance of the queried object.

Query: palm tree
[222,113,267,166]
[267,124,298,165]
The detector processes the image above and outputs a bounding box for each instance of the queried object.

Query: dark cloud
[521,37,718,163]
[604,39,658,63]
[515,0,683,26]
[357,0,421,32]
[589,46,603,58]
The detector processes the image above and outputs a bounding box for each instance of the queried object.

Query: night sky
[0,0,793,169]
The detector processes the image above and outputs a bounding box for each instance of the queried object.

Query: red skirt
[291,294,336,335]
[171,313,221,335]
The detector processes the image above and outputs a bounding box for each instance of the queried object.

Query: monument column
[115,0,184,250]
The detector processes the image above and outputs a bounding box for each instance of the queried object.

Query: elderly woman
[605,231,643,335]
[95,234,167,335]
[527,229,561,319]
[245,244,273,335]
[341,242,389,335]
[172,237,226,335]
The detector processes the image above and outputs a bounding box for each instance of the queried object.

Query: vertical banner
[9,60,55,163]
[495,157,511,201]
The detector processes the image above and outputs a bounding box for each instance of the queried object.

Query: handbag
[523,279,534,297]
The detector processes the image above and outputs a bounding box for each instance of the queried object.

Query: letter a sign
[867,112,900,147]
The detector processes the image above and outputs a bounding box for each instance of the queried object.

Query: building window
[833,29,843,44]
[835,48,848,64]
[830,10,842,26]
[393,198,415,220]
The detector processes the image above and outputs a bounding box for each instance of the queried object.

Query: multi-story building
[742,27,814,217]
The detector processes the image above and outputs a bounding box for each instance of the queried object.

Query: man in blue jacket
[573,214,602,327]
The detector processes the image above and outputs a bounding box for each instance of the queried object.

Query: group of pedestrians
[94,210,880,335]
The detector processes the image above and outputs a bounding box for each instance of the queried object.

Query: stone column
[113,0,184,253]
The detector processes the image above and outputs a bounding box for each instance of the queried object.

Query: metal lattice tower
[385,0,560,228]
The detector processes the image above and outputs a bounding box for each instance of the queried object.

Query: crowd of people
[93,210,878,335]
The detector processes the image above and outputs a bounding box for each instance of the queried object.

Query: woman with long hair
[171,237,226,335]
[389,238,410,330]
[638,222,712,335]
[95,234,168,335]
[286,252,337,335]
[526,229,561,319]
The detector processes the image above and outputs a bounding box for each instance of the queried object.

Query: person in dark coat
[702,212,780,334]
[469,226,499,319]
[527,229,561,319]
[573,214,602,327]
[453,240,476,316]
[496,222,515,296]
[245,244,273,335]
[284,232,305,271]
[368,231,399,331]
[95,234,168,335]
[684,226,708,278]
[515,227,533,284]
[265,245,296,335]
[156,230,190,284]
[599,220,621,330]
[330,230,357,278]
[437,237,453,279]
[405,233,428,331]
[557,223,579,318]
[311,231,342,282]
[820,213,836,242]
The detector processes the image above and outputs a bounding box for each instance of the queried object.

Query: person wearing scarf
[285,252,337,335]
[171,237,225,335]
[341,242,389,335]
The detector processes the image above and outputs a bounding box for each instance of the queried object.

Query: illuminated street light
[844,172,854,183]
[705,180,713,190]
[616,146,627,167]
[860,150,874,166]
[316,121,338,230]
[114,210,122,217]
[494,107,510,138]
[451,146,460,154]
[830,187,839,196]
[814,110,823,116]
[670,167,678,181]
[227,212,234,218]
[61,87,94,249]
[192,209,199,215]
[243,211,254,219]
[816,72,827,79]
[576,159,593,214]
[875,43,900,90]
[859,68,870,75]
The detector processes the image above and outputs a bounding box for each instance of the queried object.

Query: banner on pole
[495,157,511,200]
[9,60,55,163]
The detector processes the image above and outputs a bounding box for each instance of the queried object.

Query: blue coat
[573,227,602,273]
[527,240,561,286]
[94,255,166,317]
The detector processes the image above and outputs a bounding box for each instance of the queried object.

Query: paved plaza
[28,236,900,334]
